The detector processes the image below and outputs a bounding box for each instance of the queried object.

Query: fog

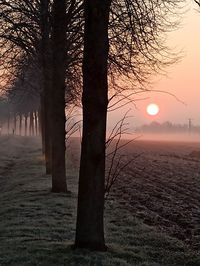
[132,132,200,143]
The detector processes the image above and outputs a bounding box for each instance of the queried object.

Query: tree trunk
[34,111,38,136]
[40,0,52,174]
[44,83,52,174]
[7,114,10,134]
[14,114,17,135]
[29,111,34,136]
[29,112,31,136]
[38,106,42,136]
[25,114,28,136]
[19,114,22,136]
[51,0,67,192]
[32,111,35,136]
[75,0,111,251]
[40,95,45,155]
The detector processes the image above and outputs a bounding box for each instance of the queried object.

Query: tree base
[51,187,68,193]
[46,169,52,175]
[73,242,107,252]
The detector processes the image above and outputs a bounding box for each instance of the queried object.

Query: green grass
[0,136,199,265]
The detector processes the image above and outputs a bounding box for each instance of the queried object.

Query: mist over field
[137,132,200,142]
[106,128,200,143]
[1,136,200,265]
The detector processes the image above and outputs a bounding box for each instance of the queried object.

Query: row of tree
[0,0,189,250]
[136,121,200,134]
[0,87,40,136]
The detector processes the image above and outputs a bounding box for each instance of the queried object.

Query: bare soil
[110,139,200,252]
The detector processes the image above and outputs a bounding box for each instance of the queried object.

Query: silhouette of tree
[75,0,111,251]
[0,0,83,191]
[75,0,183,251]
[51,0,68,192]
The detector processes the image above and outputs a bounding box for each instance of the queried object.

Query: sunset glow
[146,103,159,116]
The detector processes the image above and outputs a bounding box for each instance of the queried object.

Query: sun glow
[146,103,159,116]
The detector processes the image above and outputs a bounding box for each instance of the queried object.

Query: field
[111,139,200,250]
[0,136,200,266]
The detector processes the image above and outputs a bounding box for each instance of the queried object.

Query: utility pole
[188,118,193,134]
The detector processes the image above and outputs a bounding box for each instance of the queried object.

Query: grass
[0,136,199,265]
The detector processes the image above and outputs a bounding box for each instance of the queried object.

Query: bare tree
[75,0,112,251]
[51,0,68,192]
[0,0,83,191]
[75,0,183,251]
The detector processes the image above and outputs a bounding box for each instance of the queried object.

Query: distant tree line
[136,121,200,134]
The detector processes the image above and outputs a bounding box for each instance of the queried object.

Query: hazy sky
[108,1,200,129]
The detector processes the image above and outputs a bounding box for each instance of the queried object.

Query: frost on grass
[0,136,200,266]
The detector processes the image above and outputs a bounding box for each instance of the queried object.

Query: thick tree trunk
[51,0,67,192]
[75,0,111,251]
[44,82,52,174]
[40,0,52,174]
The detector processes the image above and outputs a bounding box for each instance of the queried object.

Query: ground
[111,140,200,251]
[0,136,200,265]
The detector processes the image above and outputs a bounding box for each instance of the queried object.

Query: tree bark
[75,0,111,251]
[40,0,52,174]
[43,81,52,174]
[51,0,67,192]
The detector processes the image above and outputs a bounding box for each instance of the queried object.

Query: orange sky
[108,1,200,129]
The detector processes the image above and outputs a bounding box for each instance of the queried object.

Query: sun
[146,103,159,116]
